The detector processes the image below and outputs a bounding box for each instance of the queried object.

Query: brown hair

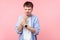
[23,1,33,8]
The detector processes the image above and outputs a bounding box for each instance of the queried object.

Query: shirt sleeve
[15,16,23,34]
[33,17,40,35]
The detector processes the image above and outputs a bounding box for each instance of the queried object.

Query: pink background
[0,0,60,40]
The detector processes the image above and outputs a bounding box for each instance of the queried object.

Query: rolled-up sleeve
[16,16,23,34]
[33,17,40,35]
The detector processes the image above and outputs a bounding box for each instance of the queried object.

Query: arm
[16,16,23,34]
[27,25,36,33]
[26,17,40,35]
[16,15,28,34]
[17,24,23,33]
[17,19,26,33]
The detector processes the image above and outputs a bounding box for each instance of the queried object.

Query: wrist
[24,24,28,28]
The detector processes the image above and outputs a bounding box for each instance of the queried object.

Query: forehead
[24,6,32,9]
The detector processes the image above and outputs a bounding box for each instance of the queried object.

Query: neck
[25,14,32,17]
[27,14,32,17]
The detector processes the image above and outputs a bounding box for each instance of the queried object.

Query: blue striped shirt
[16,15,40,40]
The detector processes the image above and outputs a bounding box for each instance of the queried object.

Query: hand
[21,15,28,27]
[23,15,28,21]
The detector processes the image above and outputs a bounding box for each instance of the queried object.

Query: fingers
[23,15,28,20]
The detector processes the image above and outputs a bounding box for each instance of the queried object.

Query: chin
[27,14,32,16]
[27,14,29,16]
[25,13,31,16]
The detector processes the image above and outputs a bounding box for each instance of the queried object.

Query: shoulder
[18,15,23,20]
[32,15,38,19]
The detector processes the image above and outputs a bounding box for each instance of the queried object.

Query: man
[16,1,40,40]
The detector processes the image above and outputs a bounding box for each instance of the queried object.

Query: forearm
[17,15,28,32]
[27,25,36,33]
[18,25,23,32]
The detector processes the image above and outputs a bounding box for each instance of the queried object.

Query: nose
[26,9,29,12]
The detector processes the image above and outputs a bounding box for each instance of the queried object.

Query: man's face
[24,6,33,16]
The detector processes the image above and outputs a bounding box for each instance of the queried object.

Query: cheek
[29,10,32,12]
[25,10,27,12]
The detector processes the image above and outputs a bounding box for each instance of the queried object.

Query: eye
[25,9,27,10]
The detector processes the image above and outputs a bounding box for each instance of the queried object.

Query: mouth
[26,12,30,13]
